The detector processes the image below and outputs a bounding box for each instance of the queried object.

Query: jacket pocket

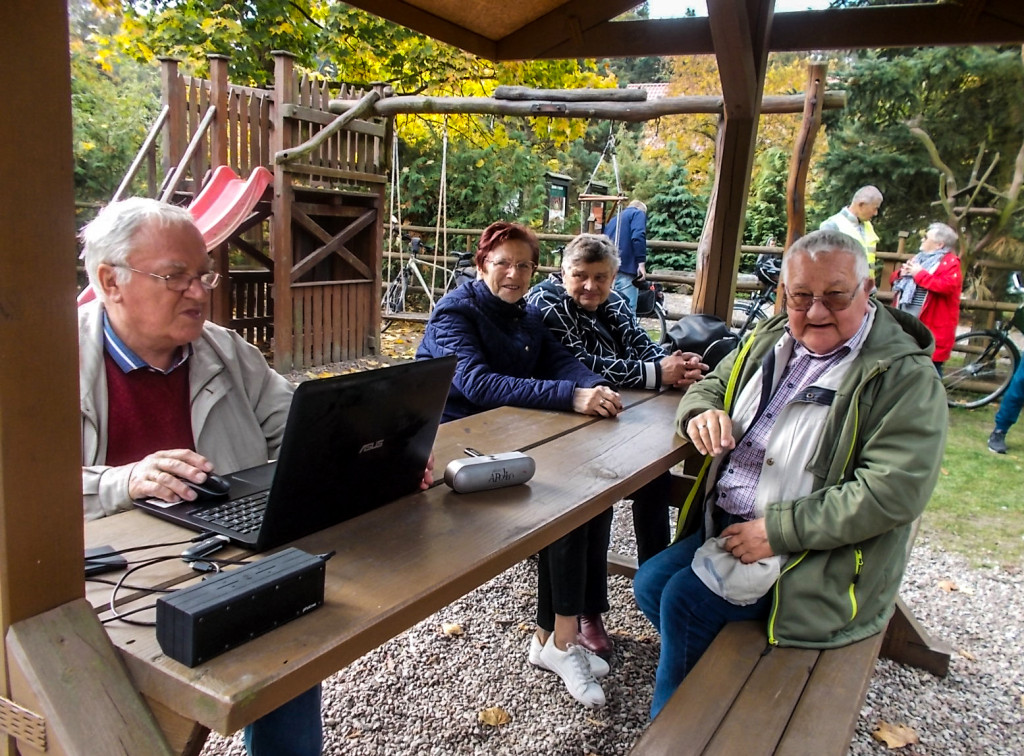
[848,547,864,621]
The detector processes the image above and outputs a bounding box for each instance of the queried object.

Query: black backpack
[664,314,740,370]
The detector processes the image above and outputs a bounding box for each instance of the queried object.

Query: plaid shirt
[713,314,871,520]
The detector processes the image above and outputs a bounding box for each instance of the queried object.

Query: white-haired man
[79,197,318,755]
[820,185,883,272]
[634,229,947,719]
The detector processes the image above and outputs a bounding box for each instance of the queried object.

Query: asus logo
[359,439,384,453]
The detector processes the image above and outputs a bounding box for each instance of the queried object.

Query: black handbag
[665,314,739,370]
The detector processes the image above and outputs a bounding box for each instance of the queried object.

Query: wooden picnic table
[85,389,690,754]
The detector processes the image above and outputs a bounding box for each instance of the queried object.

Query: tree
[812,44,1024,268]
[745,147,789,248]
[71,0,161,224]
[645,161,708,271]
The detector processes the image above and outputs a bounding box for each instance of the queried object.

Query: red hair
[475,222,540,268]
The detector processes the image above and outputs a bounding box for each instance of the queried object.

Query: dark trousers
[536,506,613,631]
[631,471,673,565]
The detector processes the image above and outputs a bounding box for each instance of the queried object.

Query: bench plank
[777,631,885,756]
[631,621,766,755]
[704,644,818,756]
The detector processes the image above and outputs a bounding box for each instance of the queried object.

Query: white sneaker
[529,634,609,678]
[536,633,606,708]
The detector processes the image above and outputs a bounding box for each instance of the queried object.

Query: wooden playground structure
[116,53,390,372]
[114,53,847,373]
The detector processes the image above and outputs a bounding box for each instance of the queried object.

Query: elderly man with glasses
[78,197,321,756]
[633,229,948,719]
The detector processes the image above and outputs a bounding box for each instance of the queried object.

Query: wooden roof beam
[770,2,1024,51]
[709,0,765,119]
[496,0,639,60]
[339,0,499,59]
[518,3,1024,61]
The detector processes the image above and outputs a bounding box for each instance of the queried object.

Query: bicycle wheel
[733,299,768,339]
[942,330,1020,409]
[382,273,407,314]
[638,302,669,344]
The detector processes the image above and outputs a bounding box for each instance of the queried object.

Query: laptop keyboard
[193,492,268,535]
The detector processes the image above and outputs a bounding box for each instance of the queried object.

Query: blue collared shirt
[102,312,193,374]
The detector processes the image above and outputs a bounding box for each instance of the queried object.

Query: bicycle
[733,254,781,339]
[381,236,475,315]
[633,276,670,344]
[941,271,1024,408]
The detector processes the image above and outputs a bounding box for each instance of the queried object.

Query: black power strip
[156,547,327,667]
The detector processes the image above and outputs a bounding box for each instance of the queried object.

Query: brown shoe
[577,614,613,660]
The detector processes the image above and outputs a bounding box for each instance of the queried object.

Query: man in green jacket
[634,229,947,718]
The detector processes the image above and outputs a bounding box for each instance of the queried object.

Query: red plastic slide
[77,165,274,306]
[188,165,273,251]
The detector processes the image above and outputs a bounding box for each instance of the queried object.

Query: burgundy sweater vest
[103,351,194,466]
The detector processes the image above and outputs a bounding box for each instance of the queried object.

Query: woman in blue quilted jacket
[417,221,621,709]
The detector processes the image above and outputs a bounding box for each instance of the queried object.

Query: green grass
[921,403,1024,568]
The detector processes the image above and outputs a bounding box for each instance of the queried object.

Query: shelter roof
[340,1,1024,62]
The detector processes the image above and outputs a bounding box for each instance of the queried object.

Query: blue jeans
[633,532,772,719]
[243,685,322,756]
[995,355,1024,432]
[613,272,639,311]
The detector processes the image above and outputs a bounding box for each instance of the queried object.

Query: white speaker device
[443,449,536,493]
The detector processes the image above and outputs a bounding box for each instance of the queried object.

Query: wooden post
[208,54,232,328]
[691,0,774,321]
[208,54,230,171]
[785,60,828,249]
[159,57,185,180]
[272,51,297,372]
[1,1,149,753]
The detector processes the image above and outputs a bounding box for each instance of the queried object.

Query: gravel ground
[200,301,1023,754]
[200,506,1024,756]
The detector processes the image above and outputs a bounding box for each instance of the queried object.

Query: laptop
[135,355,457,550]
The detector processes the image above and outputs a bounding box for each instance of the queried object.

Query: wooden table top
[86,389,692,736]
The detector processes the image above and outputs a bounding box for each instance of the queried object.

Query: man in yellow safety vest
[820,185,883,275]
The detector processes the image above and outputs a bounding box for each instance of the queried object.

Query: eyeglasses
[784,283,864,312]
[487,258,537,274]
[116,265,222,292]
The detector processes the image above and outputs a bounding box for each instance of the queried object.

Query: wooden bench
[630,524,951,755]
[630,619,886,755]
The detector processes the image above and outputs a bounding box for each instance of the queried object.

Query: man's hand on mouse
[128,449,215,502]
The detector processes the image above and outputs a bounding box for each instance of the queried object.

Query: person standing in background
[890,222,962,374]
[820,186,883,276]
[604,199,648,311]
[988,357,1024,454]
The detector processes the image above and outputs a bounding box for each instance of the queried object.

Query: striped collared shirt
[713,309,872,520]
[102,312,193,374]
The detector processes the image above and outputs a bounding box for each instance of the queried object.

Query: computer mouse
[185,473,231,500]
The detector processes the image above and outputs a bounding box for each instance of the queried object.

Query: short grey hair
[851,185,883,206]
[926,221,958,249]
[783,229,870,282]
[562,233,620,274]
[81,198,198,294]
[627,199,647,212]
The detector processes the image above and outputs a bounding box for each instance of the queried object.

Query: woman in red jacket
[890,222,962,373]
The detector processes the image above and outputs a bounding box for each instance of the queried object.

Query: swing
[382,118,453,316]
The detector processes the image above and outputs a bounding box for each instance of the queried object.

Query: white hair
[926,222,958,249]
[851,185,883,206]
[783,229,870,282]
[81,198,197,295]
